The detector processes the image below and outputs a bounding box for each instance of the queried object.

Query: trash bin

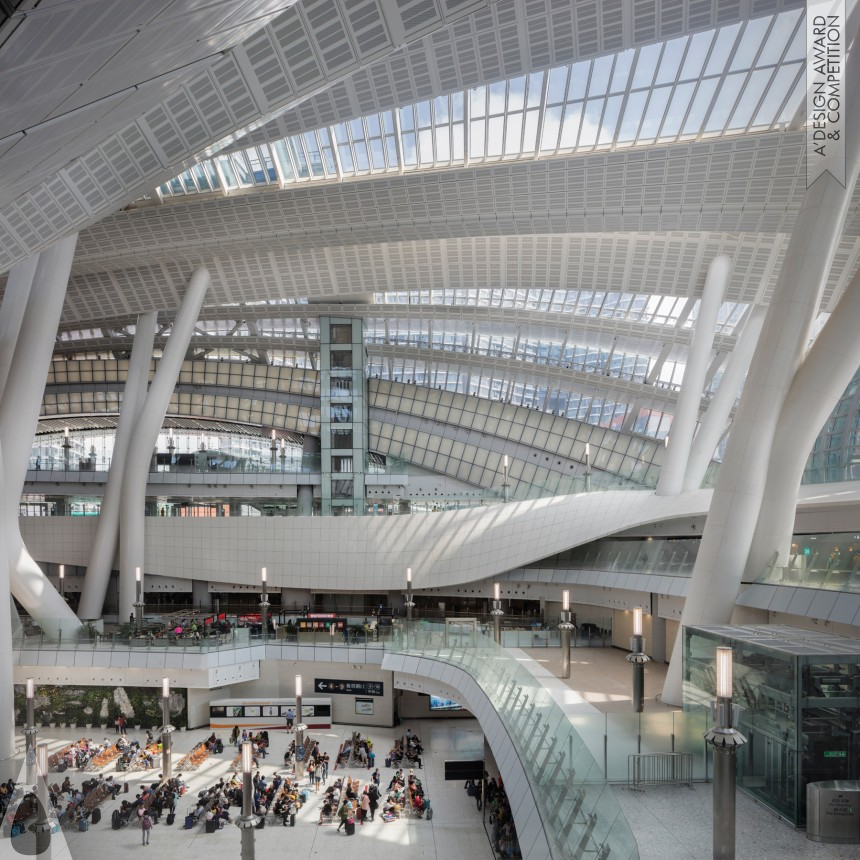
[807,780,860,843]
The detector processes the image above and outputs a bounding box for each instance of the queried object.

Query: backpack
[141,815,152,831]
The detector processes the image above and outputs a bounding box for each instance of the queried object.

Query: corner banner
[806,0,847,188]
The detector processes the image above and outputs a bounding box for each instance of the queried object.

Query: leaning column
[118,268,209,621]
[656,255,731,496]
[77,312,157,619]
[662,39,860,704]
[745,264,860,581]
[0,234,81,639]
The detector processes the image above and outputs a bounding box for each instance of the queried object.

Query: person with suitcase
[141,812,152,845]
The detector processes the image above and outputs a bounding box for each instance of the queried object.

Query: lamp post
[167,434,175,466]
[270,430,277,466]
[279,440,286,472]
[160,677,174,779]
[558,591,575,679]
[25,678,37,785]
[294,675,306,782]
[502,455,510,502]
[58,565,64,602]
[235,741,259,860]
[134,566,144,632]
[705,647,747,860]
[491,582,504,644]
[405,567,415,623]
[32,742,52,858]
[626,607,650,712]
[584,443,592,493]
[62,427,71,471]
[260,568,270,645]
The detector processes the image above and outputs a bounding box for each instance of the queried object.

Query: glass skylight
[158,10,806,199]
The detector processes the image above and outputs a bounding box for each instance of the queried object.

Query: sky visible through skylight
[159,10,805,197]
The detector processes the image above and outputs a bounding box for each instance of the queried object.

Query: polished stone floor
[7,720,493,860]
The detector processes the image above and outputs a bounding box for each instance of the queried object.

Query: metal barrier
[628,753,693,790]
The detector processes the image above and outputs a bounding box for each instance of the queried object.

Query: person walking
[360,789,370,825]
[140,811,152,845]
[285,707,295,731]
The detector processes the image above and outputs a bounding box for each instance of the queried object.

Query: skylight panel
[540,105,562,152]
[727,68,773,131]
[578,99,603,148]
[588,54,614,97]
[655,36,688,86]
[784,17,806,62]
[704,23,742,76]
[558,102,581,149]
[470,115,486,158]
[617,90,649,143]
[751,63,801,129]
[758,9,802,66]
[508,76,526,111]
[598,95,623,145]
[504,111,523,155]
[470,85,487,116]
[658,82,696,140]
[610,48,635,92]
[703,72,746,134]
[680,78,719,137]
[632,43,662,89]
[679,30,714,80]
[546,67,568,104]
[637,86,673,142]
[777,72,806,124]
[729,16,772,72]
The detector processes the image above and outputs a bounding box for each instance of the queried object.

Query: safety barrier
[627,753,693,790]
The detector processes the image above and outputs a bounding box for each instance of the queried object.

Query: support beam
[0,235,80,639]
[745,264,860,582]
[78,312,157,619]
[657,255,730,496]
[682,307,766,492]
[118,269,210,621]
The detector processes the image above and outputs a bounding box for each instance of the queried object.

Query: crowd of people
[464,775,519,856]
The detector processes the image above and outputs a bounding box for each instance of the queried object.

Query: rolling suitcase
[78,818,89,832]
[91,808,101,825]
[184,815,195,829]
[166,812,176,826]
[111,810,122,830]
[426,807,433,820]
[344,819,355,836]
[205,818,217,834]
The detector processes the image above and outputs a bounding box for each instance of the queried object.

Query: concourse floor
[9,719,492,860]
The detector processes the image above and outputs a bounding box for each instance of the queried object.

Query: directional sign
[314,678,384,697]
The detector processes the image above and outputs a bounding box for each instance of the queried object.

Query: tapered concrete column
[298,435,319,516]
[0,255,38,391]
[0,451,14,763]
[662,39,860,705]
[78,312,156,620]
[657,255,731,496]
[745,265,860,581]
[118,269,209,620]
[682,307,766,492]
[0,235,80,639]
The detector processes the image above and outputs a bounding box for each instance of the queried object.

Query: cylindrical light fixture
[716,647,733,699]
[494,583,500,601]
[135,566,141,582]
[295,674,302,698]
[562,590,570,612]
[261,567,267,584]
[26,677,34,699]
[406,567,412,585]
[36,743,48,778]
[162,676,170,698]
[633,606,643,637]
[242,740,253,775]
[59,564,64,580]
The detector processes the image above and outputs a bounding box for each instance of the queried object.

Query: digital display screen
[429,696,463,711]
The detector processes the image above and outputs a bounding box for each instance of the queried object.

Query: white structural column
[745,266,860,581]
[681,307,766,493]
[0,235,80,640]
[662,41,860,705]
[0,255,39,762]
[657,255,731,496]
[77,312,157,620]
[118,268,209,620]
